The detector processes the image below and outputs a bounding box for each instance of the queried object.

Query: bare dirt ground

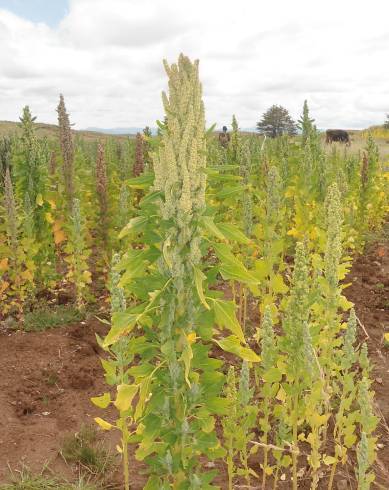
[0,236,388,489]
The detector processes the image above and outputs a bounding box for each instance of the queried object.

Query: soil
[0,238,388,489]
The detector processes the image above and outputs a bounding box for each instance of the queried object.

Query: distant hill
[85,127,158,136]
[0,120,133,141]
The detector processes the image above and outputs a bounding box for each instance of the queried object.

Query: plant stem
[122,418,130,490]
[327,461,337,490]
[292,391,299,490]
[273,466,280,490]
[228,439,234,490]
[243,287,248,333]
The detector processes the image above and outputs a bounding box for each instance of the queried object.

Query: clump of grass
[11,304,85,332]
[0,465,100,490]
[43,370,59,387]
[60,425,115,479]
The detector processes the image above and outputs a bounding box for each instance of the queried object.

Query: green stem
[122,417,130,490]
[242,287,247,333]
[261,406,270,490]
[292,391,299,490]
[273,465,280,490]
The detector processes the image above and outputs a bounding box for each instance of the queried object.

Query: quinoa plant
[133,133,144,177]
[356,376,378,490]
[281,242,312,490]
[57,94,75,212]
[117,182,131,231]
[99,54,258,490]
[222,366,239,489]
[64,198,91,310]
[327,309,359,490]
[0,137,12,193]
[95,143,109,247]
[229,114,240,163]
[13,106,54,288]
[256,306,278,489]
[0,167,37,315]
[92,253,135,490]
[4,167,18,253]
[222,362,257,490]
[297,100,315,145]
[239,141,253,237]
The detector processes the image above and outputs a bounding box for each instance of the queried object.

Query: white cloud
[0,0,389,129]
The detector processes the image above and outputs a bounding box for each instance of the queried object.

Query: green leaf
[215,186,243,199]
[205,396,231,415]
[199,216,226,240]
[180,337,193,387]
[263,367,283,383]
[118,216,148,239]
[215,335,261,362]
[114,384,138,412]
[126,173,154,189]
[270,274,289,294]
[200,413,216,433]
[214,243,259,287]
[91,392,111,408]
[144,476,161,490]
[212,298,245,343]
[323,455,337,466]
[217,223,251,244]
[134,374,153,421]
[101,359,116,383]
[194,266,210,310]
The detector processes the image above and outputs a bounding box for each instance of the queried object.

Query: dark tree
[257,105,297,138]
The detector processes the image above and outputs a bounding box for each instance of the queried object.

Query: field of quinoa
[0,55,388,490]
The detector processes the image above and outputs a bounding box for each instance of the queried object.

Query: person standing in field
[218,125,230,148]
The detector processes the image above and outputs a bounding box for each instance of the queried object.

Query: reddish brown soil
[344,239,389,488]
[0,238,388,489]
[0,319,146,488]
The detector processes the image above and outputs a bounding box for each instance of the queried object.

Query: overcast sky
[0,0,388,130]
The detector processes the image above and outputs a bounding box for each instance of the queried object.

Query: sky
[0,0,388,130]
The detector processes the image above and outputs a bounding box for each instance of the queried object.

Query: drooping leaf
[212,298,245,343]
[194,266,210,309]
[91,392,111,408]
[114,384,138,412]
[215,335,261,362]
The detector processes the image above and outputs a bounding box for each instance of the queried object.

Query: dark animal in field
[325,129,350,145]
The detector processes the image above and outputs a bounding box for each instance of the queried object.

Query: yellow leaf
[0,281,9,294]
[114,384,138,412]
[284,186,295,198]
[21,270,34,281]
[264,466,273,476]
[48,199,57,210]
[187,332,197,344]
[54,228,66,245]
[36,193,44,206]
[323,455,337,466]
[94,417,113,431]
[287,227,300,238]
[276,386,286,402]
[82,270,92,283]
[116,445,123,454]
[45,212,54,224]
[384,333,389,345]
[0,258,9,272]
[91,392,111,408]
